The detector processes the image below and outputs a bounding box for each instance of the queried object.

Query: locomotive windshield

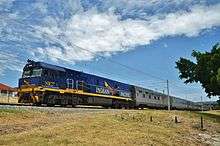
[22,68,42,78]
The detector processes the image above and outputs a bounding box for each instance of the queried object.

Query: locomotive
[18,60,202,110]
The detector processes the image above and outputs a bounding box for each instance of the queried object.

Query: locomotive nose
[19,77,42,87]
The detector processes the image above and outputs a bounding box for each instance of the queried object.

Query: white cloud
[86,0,203,18]
[150,5,220,37]
[34,1,47,14]
[33,3,220,63]
[0,52,23,75]
[0,0,14,6]
[1,1,220,75]
[0,0,220,100]
[106,0,196,9]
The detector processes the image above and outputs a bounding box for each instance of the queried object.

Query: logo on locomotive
[96,87,111,95]
[45,81,55,87]
[95,81,116,95]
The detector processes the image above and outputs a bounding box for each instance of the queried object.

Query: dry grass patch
[0,109,51,135]
[0,109,219,146]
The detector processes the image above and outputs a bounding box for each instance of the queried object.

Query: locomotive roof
[26,60,132,88]
[39,62,66,72]
[24,60,66,72]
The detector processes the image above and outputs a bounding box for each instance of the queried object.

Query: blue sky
[0,0,220,101]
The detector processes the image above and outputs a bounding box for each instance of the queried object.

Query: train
[18,60,203,110]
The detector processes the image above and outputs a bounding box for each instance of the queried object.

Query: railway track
[0,102,32,106]
[0,103,123,113]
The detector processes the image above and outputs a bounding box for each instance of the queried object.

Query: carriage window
[149,95,151,99]
[158,97,160,100]
[139,90,142,93]
[143,94,145,98]
[154,96,157,100]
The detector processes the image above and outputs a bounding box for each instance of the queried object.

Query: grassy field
[0,108,219,146]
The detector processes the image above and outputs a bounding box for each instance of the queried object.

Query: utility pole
[186,95,188,109]
[167,80,170,111]
[201,96,203,112]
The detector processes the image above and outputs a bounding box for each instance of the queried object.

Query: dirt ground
[0,107,219,146]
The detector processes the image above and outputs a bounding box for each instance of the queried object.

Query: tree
[176,43,220,97]
[217,98,220,106]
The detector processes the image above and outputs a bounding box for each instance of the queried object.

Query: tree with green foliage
[176,43,220,98]
[217,99,220,106]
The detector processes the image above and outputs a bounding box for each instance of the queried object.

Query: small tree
[176,43,220,97]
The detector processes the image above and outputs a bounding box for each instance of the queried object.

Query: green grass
[0,109,219,146]
[0,108,23,113]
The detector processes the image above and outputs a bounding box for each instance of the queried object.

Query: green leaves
[217,68,220,83]
[176,43,220,97]
[176,58,196,84]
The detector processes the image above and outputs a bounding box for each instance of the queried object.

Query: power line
[1,16,203,98]
[75,61,167,90]
[68,42,166,82]
[2,16,167,83]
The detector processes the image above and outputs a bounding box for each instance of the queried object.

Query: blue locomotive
[18,60,203,110]
[18,60,134,107]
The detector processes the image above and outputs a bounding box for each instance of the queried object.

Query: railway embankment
[0,107,219,145]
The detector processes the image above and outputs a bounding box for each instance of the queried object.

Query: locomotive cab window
[32,69,42,77]
[23,70,31,78]
[22,68,42,78]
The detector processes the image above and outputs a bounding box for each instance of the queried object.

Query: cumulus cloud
[1,0,220,74]
[81,0,206,18]
[33,3,220,62]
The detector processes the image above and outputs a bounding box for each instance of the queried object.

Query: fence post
[201,116,204,130]
[150,116,153,122]
[175,116,178,123]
